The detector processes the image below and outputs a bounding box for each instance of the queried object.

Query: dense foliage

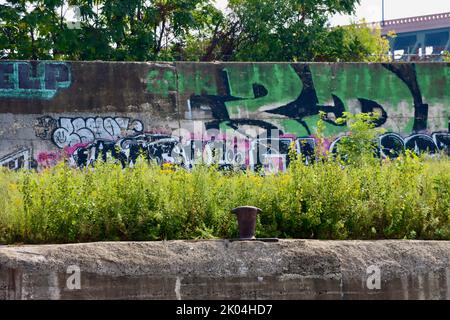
[1,113,448,244]
[0,152,448,244]
[0,0,392,62]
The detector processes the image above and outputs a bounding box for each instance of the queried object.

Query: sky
[214,0,450,26]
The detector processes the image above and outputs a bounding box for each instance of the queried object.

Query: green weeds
[0,113,448,244]
[0,152,448,244]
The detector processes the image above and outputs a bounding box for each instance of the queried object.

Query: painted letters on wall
[0,62,71,99]
[176,63,449,137]
[0,61,448,171]
[0,148,32,170]
[34,116,144,149]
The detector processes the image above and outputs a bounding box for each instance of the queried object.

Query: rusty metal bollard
[231,206,262,240]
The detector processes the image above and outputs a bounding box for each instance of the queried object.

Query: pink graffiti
[64,143,89,156]
[309,135,332,156]
[37,151,63,168]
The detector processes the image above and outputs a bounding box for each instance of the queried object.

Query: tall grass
[0,152,449,244]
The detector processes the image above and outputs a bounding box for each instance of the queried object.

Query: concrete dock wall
[0,240,449,300]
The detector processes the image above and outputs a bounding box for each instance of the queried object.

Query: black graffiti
[404,134,439,154]
[319,132,449,161]
[266,64,346,134]
[297,138,316,162]
[70,133,315,172]
[188,64,406,135]
[377,132,448,158]
[358,98,388,127]
[34,116,58,140]
[71,134,187,168]
[0,148,34,170]
[0,64,14,89]
[379,132,405,158]
[433,132,450,155]
[190,70,269,130]
[5,130,447,172]
[43,63,71,90]
[74,140,127,168]
[382,64,428,132]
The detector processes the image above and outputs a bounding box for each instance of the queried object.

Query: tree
[443,51,450,62]
[314,20,393,62]
[0,0,220,61]
[196,0,362,61]
[0,0,393,62]
[0,1,68,60]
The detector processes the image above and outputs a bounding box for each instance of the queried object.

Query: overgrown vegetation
[0,151,448,244]
[0,114,449,244]
[0,0,393,62]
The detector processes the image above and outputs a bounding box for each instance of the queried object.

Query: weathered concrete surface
[0,240,449,300]
[1,61,449,170]
[0,61,178,114]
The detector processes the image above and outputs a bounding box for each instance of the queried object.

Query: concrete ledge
[0,240,449,300]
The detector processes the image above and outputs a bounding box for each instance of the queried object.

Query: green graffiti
[147,62,449,137]
[416,64,450,105]
[311,64,412,108]
[281,119,310,137]
[178,68,217,96]
[310,64,417,133]
[416,64,450,131]
[147,69,177,96]
[0,62,71,99]
[224,63,302,117]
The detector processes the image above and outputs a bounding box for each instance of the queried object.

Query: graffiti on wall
[178,63,449,137]
[378,132,450,158]
[0,148,32,170]
[34,116,144,149]
[147,69,177,97]
[65,133,251,170]
[37,151,63,168]
[5,129,448,172]
[41,128,449,171]
[0,62,71,99]
[0,61,448,171]
[68,134,185,168]
[330,132,450,158]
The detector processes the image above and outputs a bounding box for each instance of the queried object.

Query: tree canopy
[0,0,391,62]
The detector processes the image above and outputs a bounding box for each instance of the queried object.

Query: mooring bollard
[231,206,262,240]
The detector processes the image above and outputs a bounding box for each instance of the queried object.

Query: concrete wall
[0,61,449,170]
[1,240,450,300]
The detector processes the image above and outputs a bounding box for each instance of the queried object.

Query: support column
[413,32,426,61]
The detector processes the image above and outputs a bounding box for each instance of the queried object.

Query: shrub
[0,151,449,244]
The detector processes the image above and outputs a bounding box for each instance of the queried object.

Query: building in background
[368,12,450,61]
